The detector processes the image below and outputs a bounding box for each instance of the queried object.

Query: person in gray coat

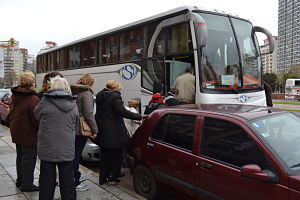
[71,73,98,191]
[34,77,78,200]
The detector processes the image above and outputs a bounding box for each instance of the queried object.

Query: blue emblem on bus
[121,65,137,80]
[239,95,249,103]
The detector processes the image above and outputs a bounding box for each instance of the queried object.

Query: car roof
[155,104,287,121]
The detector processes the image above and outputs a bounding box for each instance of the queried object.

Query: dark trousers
[73,136,87,186]
[39,160,76,200]
[16,144,37,189]
[99,147,123,183]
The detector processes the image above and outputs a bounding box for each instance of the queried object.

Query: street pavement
[0,125,143,200]
[273,100,300,111]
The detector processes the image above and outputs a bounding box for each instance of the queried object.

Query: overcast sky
[0,0,278,56]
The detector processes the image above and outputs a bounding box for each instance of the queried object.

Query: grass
[273,101,300,105]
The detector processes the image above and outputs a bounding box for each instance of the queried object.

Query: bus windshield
[198,13,262,92]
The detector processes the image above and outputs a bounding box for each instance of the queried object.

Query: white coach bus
[36,6,275,110]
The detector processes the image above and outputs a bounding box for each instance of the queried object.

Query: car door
[146,113,198,199]
[194,115,289,200]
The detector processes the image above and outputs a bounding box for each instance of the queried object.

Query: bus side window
[120,28,145,62]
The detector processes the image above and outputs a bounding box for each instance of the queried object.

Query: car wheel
[133,165,158,200]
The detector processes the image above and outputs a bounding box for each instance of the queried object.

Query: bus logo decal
[239,95,249,103]
[121,65,137,80]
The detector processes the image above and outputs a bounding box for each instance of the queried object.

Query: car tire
[133,165,158,200]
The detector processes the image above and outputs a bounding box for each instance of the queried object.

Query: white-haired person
[34,77,79,200]
[10,72,40,192]
[95,80,143,185]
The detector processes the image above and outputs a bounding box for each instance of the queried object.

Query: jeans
[39,160,76,200]
[16,144,37,189]
[73,135,87,186]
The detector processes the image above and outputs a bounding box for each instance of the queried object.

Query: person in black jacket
[144,93,167,115]
[165,88,180,106]
[95,80,143,185]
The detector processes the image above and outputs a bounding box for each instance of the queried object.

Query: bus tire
[133,165,159,200]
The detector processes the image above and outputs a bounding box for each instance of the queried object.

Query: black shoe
[16,181,21,188]
[108,178,120,183]
[99,178,107,185]
[117,172,125,178]
[20,185,39,192]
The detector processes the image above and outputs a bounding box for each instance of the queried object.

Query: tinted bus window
[81,40,96,67]
[120,28,145,62]
[99,35,118,64]
[58,48,68,69]
[69,45,80,68]
[166,23,192,53]
[154,31,165,56]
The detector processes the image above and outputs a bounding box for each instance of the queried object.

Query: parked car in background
[128,104,300,200]
[0,89,10,99]
[0,90,11,125]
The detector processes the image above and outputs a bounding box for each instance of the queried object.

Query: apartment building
[277,0,300,72]
[260,36,278,73]
[0,41,24,87]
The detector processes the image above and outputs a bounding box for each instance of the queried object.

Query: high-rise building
[27,54,35,72]
[0,41,24,87]
[277,0,300,72]
[261,36,278,74]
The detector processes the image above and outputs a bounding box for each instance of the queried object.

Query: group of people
[9,71,145,200]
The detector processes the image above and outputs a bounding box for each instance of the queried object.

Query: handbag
[79,116,93,136]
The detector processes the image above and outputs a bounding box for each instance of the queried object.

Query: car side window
[151,114,196,151]
[152,115,168,141]
[201,117,274,170]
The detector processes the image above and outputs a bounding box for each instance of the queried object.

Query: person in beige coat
[173,67,195,104]
[71,74,98,191]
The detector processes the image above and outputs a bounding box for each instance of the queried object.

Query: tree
[263,73,277,91]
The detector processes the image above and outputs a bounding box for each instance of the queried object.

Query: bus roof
[38,5,248,55]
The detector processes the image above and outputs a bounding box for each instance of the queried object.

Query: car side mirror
[241,164,278,183]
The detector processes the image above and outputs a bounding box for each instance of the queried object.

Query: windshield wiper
[290,163,300,169]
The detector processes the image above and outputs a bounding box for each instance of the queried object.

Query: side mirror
[253,26,275,54]
[188,13,208,48]
[241,164,278,183]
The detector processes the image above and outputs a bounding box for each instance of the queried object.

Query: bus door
[139,58,166,112]
[165,57,195,91]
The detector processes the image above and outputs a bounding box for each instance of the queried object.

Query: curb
[79,164,146,200]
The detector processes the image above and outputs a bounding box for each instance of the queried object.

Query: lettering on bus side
[120,65,138,80]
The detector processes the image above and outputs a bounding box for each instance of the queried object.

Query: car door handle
[146,142,155,148]
[200,162,213,169]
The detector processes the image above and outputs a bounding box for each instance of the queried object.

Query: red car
[128,104,300,200]
[0,90,11,125]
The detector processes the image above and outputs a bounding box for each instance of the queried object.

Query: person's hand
[142,114,148,120]
[90,133,97,140]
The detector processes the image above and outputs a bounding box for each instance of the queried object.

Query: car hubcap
[139,173,151,193]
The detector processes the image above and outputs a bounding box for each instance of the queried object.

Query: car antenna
[268,108,272,113]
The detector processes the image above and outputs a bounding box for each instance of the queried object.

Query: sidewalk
[0,126,141,200]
